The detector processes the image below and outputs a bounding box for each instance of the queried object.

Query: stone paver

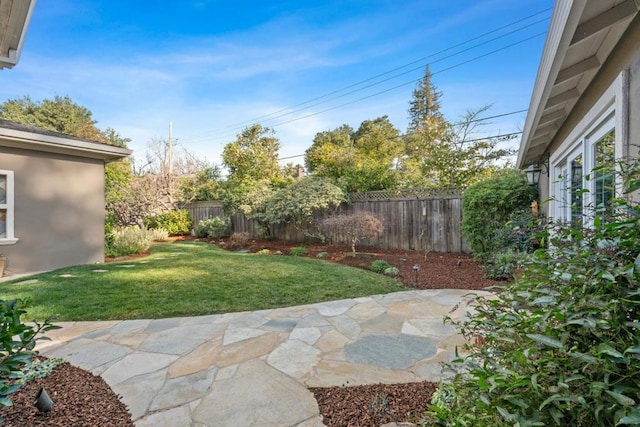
[38,289,489,426]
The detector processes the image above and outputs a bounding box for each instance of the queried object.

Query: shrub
[425,167,640,426]
[0,299,59,416]
[370,260,392,273]
[316,252,328,259]
[196,217,230,239]
[229,232,250,249]
[144,210,192,236]
[256,249,270,255]
[461,170,536,261]
[484,249,527,281]
[384,266,400,276]
[149,227,169,242]
[320,211,384,255]
[106,226,154,257]
[289,247,309,257]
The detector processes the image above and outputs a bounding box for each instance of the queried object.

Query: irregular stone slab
[327,315,361,339]
[111,370,167,420]
[59,274,77,278]
[315,330,349,353]
[346,301,386,321]
[168,338,222,378]
[296,415,328,427]
[102,352,178,385]
[223,327,266,345]
[263,318,298,331]
[214,332,280,367]
[267,340,320,379]
[290,327,321,345]
[43,339,131,371]
[144,318,181,334]
[14,279,38,285]
[194,359,319,426]
[110,319,152,335]
[227,311,269,328]
[136,406,192,427]
[345,334,437,369]
[215,364,238,381]
[115,264,136,268]
[360,314,405,334]
[140,323,225,355]
[307,360,420,387]
[411,349,459,381]
[296,312,330,328]
[92,269,108,273]
[150,367,216,411]
[402,318,456,340]
[315,299,357,316]
[108,332,149,349]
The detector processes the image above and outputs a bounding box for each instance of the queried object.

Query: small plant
[256,249,270,255]
[106,226,154,257]
[17,357,64,385]
[316,252,328,259]
[320,211,384,256]
[370,260,392,273]
[484,249,526,280]
[384,266,400,276]
[144,209,192,236]
[0,299,60,417]
[289,247,309,257]
[196,217,230,239]
[229,232,250,249]
[149,227,169,242]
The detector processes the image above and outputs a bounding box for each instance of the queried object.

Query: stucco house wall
[0,120,131,277]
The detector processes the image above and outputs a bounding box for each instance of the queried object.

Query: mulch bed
[5,238,496,426]
[0,361,133,427]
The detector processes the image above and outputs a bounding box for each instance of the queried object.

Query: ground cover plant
[0,243,405,321]
[425,167,640,426]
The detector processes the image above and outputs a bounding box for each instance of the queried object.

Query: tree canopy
[222,124,282,184]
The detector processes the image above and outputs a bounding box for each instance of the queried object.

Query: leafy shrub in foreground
[196,217,230,239]
[370,260,392,273]
[144,210,192,236]
[425,167,640,426]
[0,299,59,417]
[384,266,400,276]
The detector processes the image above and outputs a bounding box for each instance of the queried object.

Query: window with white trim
[0,170,17,244]
[552,115,615,224]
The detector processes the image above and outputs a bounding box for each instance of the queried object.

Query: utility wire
[179,8,551,144]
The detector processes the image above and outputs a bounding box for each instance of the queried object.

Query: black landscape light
[34,387,53,413]
[413,264,419,285]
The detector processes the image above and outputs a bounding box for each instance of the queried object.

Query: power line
[178,8,551,144]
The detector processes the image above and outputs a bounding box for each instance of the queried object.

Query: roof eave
[0,0,37,69]
[0,127,132,162]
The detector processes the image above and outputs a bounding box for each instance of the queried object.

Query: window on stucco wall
[0,170,17,244]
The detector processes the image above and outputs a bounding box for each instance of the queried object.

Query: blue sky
[1,0,555,167]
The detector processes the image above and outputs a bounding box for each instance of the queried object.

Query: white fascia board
[0,127,132,161]
[517,0,588,168]
[0,0,37,69]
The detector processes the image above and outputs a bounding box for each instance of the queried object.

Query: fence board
[184,192,468,253]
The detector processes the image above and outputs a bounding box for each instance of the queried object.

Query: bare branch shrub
[320,212,384,255]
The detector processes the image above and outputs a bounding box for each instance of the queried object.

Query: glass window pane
[0,175,6,205]
[571,154,583,224]
[0,209,6,238]
[594,129,615,211]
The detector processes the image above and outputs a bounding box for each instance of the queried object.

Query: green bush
[105,226,154,257]
[316,252,328,259]
[144,210,192,236]
[289,247,309,257]
[196,217,230,239]
[484,249,527,281]
[256,249,270,255]
[384,266,400,276]
[425,167,640,426]
[461,170,536,261]
[149,227,169,241]
[370,260,392,273]
[0,299,59,417]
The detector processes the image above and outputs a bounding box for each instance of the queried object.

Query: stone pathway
[37,289,487,427]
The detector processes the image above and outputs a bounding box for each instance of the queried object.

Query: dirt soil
[6,239,496,426]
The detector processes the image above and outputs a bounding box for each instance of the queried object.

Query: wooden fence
[183,201,225,230]
[184,190,469,253]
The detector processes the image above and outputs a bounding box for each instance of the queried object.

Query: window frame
[548,71,629,226]
[0,169,18,245]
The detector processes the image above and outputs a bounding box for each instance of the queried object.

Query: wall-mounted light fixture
[525,153,550,186]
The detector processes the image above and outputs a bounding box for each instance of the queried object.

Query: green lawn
[0,242,406,321]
